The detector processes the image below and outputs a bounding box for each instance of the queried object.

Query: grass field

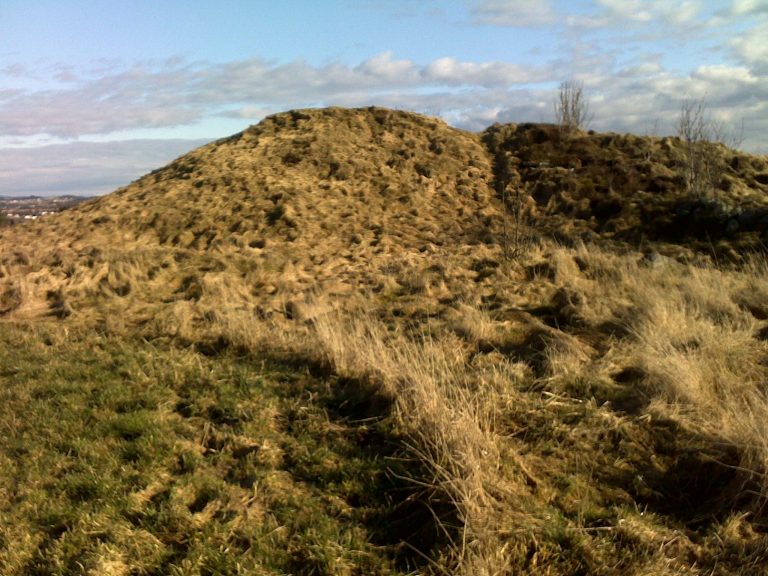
[0,323,423,575]
[3,238,767,574]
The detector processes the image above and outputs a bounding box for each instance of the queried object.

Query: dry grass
[5,224,768,573]
[3,107,768,573]
[544,242,768,519]
[311,310,507,574]
[630,267,768,515]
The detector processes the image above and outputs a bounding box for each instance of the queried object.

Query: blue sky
[1,0,766,196]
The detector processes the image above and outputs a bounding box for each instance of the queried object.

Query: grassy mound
[2,107,768,574]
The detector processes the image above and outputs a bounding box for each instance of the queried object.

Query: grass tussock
[546,242,768,519]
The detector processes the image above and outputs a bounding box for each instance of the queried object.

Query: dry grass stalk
[312,309,510,575]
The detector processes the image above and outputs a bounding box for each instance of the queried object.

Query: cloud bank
[1,0,765,196]
[0,53,551,140]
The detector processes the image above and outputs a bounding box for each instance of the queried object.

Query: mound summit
[2,106,767,321]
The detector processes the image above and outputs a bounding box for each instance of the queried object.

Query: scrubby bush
[676,97,742,199]
[554,80,591,133]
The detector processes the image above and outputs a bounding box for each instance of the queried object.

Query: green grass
[0,322,414,575]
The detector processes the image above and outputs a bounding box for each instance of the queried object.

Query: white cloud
[731,22,768,71]
[594,0,703,24]
[218,106,277,120]
[0,55,547,139]
[470,0,558,26]
[693,64,758,84]
[1,64,28,77]
[731,0,768,16]
[422,57,546,86]
[355,52,418,82]
[595,0,654,22]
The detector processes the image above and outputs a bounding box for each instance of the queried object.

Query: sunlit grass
[0,323,408,575]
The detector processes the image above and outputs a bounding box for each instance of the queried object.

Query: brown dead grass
[542,242,768,520]
[3,107,768,573]
[312,310,510,574]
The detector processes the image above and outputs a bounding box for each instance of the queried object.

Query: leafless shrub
[676,96,743,198]
[554,80,591,133]
[677,97,718,197]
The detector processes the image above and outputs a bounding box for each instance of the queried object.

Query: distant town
[0,195,92,223]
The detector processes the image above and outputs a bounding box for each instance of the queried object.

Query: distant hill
[0,194,92,221]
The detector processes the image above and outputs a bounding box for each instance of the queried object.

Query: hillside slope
[3,107,767,323]
[2,107,767,321]
[485,122,768,252]
[0,107,502,321]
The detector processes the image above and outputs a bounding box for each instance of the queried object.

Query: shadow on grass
[276,369,463,573]
[592,413,766,531]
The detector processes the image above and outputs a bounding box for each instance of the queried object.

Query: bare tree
[677,97,710,197]
[677,97,709,144]
[676,96,733,198]
[554,80,591,133]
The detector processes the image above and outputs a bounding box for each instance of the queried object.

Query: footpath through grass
[0,322,419,575]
